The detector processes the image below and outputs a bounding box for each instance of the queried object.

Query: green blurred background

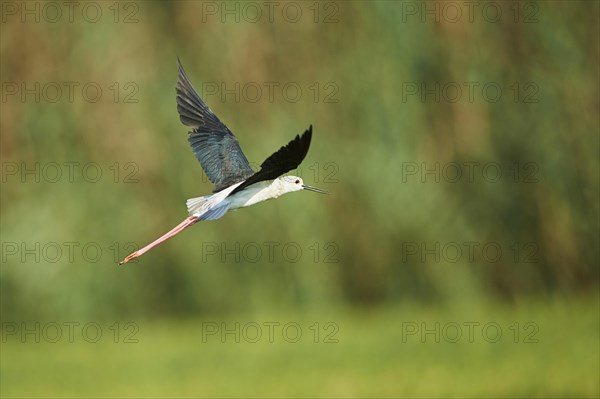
[1,1,598,397]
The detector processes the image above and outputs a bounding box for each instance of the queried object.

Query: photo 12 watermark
[199,1,340,24]
[1,1,140,24]
[200,241,340,264]
[201,321,339,343]
[398,1,540,24]
[1,321,140,343]
[400,162,540,184]
[1,162,140,184]
[1,81,139,103]
[198,81,339,104]
[401,241,539,264]
[401,81,539,104]
[1,241,141,264]
[401,321,540,343]
[196,161,339,186]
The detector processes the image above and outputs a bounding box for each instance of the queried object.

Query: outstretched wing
[229,125,312,196]
[176,58,255,192]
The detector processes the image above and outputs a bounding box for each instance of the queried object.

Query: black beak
[302,184,328,194]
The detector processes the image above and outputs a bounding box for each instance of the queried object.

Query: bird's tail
[186,195,211,216]
[187,195,231,221]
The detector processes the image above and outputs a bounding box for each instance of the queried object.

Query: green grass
[2,296,598,398]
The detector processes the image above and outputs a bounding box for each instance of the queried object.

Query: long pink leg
[119,216,198,265]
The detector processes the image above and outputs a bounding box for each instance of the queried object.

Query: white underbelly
[228,181,275,209]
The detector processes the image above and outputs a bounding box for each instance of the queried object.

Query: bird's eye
[295,179,300,184]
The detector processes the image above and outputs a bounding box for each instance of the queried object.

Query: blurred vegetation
[2,298,598,397]
[1,1,598,397]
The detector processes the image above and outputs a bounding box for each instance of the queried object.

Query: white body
[186,176,304,218]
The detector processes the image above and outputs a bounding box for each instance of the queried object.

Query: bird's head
[279,175,328,195]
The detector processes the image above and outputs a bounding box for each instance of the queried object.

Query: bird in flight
[119,59,326,265]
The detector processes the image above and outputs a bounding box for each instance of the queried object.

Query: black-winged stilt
[119,59,326,265]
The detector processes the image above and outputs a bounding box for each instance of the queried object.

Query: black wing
[176,58,255,192]
[228,125,313,197]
